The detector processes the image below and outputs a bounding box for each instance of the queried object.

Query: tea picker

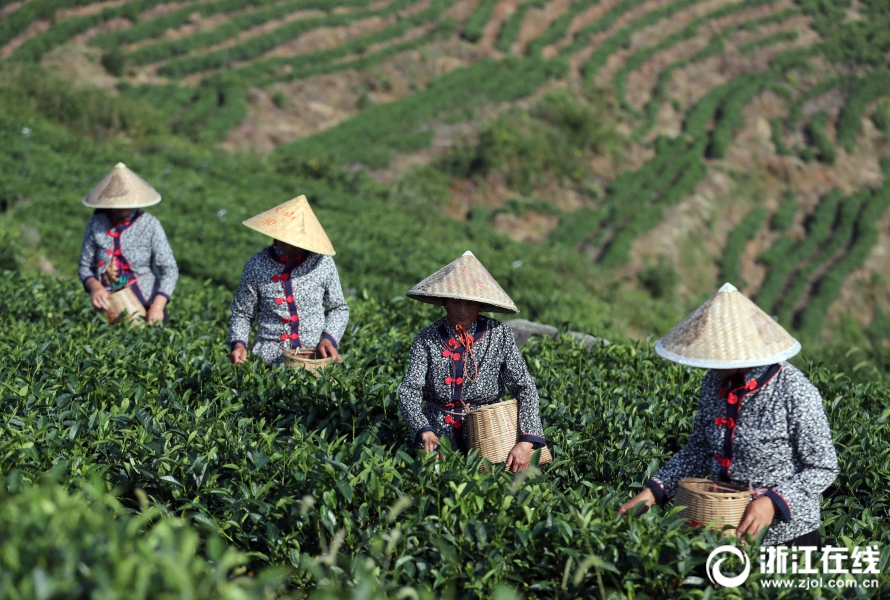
[397,251,551,473]
[228,195,349,370]
[78,163,179,325]
[618,283,839,547]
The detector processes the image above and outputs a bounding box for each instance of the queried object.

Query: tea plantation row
[1,272,889,598]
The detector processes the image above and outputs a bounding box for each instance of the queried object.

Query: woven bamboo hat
[654,282,801,369]
[82,163,161,209]
[242,195,335,256]
[406,251,518,314]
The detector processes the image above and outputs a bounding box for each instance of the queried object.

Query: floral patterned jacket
[645,362,839,545]
[228,245,349,365]
[397,315,546,449]
[78,209,178,306]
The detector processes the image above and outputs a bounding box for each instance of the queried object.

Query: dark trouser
[785,529,821,550]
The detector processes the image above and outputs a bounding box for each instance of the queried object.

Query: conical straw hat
[82,163,161,209]
[654,282,801,369]
[242,195,334,256]
[406,251,518,314]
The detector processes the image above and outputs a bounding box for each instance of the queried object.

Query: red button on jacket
[727,393,738,405]
[289,333,299,340]
[280,334,288,340]
[286,296,294,303]
[272,275,280,283]
[275,298,284,305]
[442,350,452,358]
[451,353,460,361]
[281,273,290,281]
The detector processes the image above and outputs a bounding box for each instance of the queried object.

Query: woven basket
[283,348,334,375]
[106,286,146,325]
[675,478,751,535]
[464,399,552,470]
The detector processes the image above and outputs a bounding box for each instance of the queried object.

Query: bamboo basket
[283,348,334,376]
[464,399,552,470]
[105,286,146,325]
[675,478,751,535]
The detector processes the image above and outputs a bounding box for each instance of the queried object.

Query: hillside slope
[2,0,890,348]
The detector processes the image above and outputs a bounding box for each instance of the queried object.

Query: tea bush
[804,111,837,164]
[461,0,499,43]
[719,206,767,286]
[146,0,413,74]
[756,191,842,315]
[494,0,546,52]
[0,479,292,599]
[1,272,888,597]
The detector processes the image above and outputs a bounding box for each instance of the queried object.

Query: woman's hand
[421,431,440,453]
[506,441,533,472]
[87,279,110,310]
[736,496,775,539]
[619,487,656,516]
[317,338,341,362]
[230,345,248,364]
[147,296,167,325]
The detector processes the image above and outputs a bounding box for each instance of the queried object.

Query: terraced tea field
[4,0,890,342]
[3,1,890,596]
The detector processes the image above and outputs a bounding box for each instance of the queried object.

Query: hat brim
[654,339,801,369]
[83,194,161,209]
[242,221,335,256]
[406,291,519,314]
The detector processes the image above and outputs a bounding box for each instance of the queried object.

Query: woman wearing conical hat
[397,251,546,472]
[228,196,349,366]
[78,163,179,324]
[619,283,838,547]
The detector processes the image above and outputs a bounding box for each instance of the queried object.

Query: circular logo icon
[706,545,751,588]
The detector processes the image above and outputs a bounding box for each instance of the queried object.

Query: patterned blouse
[78,210,179,306]
[228,245,349,365]
[397,315,546,450]
[644,362,839,545]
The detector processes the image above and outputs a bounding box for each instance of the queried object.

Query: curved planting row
[769,116,792,155]
[579,0,711,83]
[631,7,803,139]
[523,0,599,57]
[494,0,546,53]
[707,73,771,159]
[91,0,295,50]
[738,28,797,54]
[774,191,865,326]
[232,5,457,86]
[803,111,836,164]
[559,0,654,57]
[460,0,499,43]
[798,186,890,338]
[836,69,890,153]
[785,76,842,130]
[157,0,449,78]
[612,0,783,116]
[274,56,566,168]
[719,206,767,285]
[755,190,842,315]
[0,0,100,48]
[8,0,180,62]
[128,0,408,71]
